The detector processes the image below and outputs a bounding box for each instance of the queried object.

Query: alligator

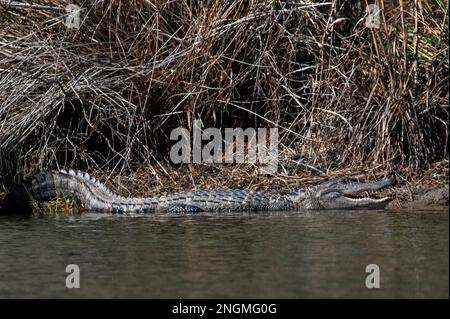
[1,170,396,214]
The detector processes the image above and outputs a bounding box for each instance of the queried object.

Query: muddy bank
[388,185,449,209]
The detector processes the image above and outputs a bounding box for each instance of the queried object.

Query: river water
[0,208,448,298]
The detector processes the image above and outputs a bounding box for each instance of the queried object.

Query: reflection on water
[0,208,448,298]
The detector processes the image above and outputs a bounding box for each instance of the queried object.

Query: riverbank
[0,159,447,215]
[0,1,447,214]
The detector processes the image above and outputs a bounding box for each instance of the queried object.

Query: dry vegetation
[0,0,448,204]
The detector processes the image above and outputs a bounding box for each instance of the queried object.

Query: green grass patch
[30,196,83,217]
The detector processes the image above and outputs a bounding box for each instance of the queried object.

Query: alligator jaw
[339,195,392,209]
[340,176,396,196]
[319,175,396,209]
[321,194,392,210]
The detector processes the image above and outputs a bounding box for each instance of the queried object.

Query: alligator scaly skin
[27,170,159,213]
[25,170,298,213]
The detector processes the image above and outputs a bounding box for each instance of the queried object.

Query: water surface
[0,208,448,298]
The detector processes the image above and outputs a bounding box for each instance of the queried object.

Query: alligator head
[289,175,396,210]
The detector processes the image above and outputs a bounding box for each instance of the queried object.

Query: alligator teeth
[69,169,76,176]
[60,169,67,174]
[348,197,389,202]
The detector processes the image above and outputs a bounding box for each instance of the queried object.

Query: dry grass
[0,0,448,189]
